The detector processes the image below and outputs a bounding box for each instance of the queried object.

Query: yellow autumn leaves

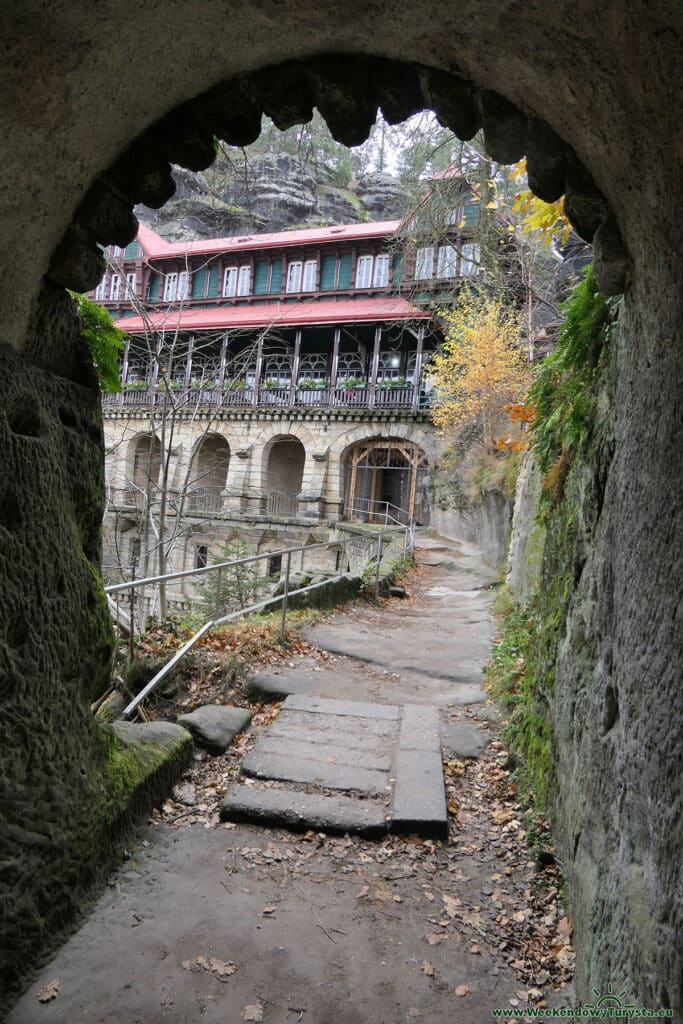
[429,292,531,451]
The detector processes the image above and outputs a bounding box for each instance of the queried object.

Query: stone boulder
[177,704,253,754]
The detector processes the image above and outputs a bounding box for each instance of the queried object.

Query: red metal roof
[135,220,401,261]
[114,297,430,334]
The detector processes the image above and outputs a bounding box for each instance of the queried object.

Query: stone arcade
[0,2,680,1015]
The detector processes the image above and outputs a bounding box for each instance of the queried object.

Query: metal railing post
[279,550,292,643]
[375,533,383,596]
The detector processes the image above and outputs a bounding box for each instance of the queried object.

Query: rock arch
[0,5,681,1014]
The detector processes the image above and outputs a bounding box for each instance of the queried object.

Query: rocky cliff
[138,153,407,240]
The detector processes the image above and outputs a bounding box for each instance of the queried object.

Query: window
[163,273,178,302]
[237,265,251,296]
[415,247,434,281]
[373,254,390,287]
[355,255,373,289]
[126,272,137,296]
[195,544,208,569]
[268,553,283,577]
[178,271,190,299]
[109,274,121,300]
[94,277,107,301]
[437,245,458,278]
[223,267,237,297]
[446,206,464,226]
[460,243,480,277]
[302,259,317,292]
[286,261,302,293]
[109,245,123,258]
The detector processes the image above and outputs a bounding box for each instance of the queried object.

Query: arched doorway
[344,438,427,524]
[127,434,161,509]
[264,435,306,516]
[189,435,230,512]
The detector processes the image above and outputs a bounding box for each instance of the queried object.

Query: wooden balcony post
[184,333,194,391]
[289,329,302,405]
[369,326,381,408]
[252,331,264,407]
[412,324,425,410]
[218,332,229,391]
[330,327,341,405]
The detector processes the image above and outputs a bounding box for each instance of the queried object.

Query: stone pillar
[298,448,329,518]
[224,445,252,511]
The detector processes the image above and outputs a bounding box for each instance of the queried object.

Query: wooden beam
[289,329,302,404]
[412,324,424,410]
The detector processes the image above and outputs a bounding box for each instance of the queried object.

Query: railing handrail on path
[104,528,414,721]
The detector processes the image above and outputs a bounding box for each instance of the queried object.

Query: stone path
[221,531,495,841]
[8,530,517,1024]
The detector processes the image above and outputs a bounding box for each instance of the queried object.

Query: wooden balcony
[102,382,430,412]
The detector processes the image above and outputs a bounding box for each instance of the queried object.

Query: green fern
[70,291,125,393]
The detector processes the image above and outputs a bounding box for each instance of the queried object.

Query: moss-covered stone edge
[486,265,617,816]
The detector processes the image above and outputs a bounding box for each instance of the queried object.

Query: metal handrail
[348,498,411,526]
[106,529,413,719]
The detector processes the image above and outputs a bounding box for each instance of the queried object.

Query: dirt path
[8,535,574,1024]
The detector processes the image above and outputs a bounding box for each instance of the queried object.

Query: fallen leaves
[181,956,237,981]
[455,984,470,997]
[36,979,60,1002]
[421,961,435,976]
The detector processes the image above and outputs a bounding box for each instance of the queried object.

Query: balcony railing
[103,382,428,411]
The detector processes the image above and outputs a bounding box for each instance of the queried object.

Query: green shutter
[207,266,219,298]
[192,268,207,298]
[269,260,282,294]
[124,241,139,259]
[254,261,270,295]
[320,255,337,290]
[148,273,161,301]
[392,251,403,287]
[338,253,352,289]
[463,202,480,226]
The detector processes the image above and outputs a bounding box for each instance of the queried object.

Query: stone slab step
[251,736,393,772]
[399,705,442,752]
[265,721,395,751]
[282,694,399,720]
[220,785,388,839]
[391,749,448,840]
[241,750,390,796]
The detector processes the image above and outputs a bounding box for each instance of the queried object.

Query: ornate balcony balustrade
[103,381,428,411]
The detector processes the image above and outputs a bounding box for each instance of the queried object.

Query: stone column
[298,448,329,518]
[224,444,252,512]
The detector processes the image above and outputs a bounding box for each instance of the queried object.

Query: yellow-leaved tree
[429,292,531,451]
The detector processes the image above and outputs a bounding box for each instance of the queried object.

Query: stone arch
[262,433,306,515]
[2,13,682,1013]
[126,432,162,505]
[342,435,429,524]
[188,433,230,512]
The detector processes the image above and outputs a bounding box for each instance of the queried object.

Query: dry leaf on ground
[37,979,60,1002]
[455,984,470,996]
[421,961,435,976]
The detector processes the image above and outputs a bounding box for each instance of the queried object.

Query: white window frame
[446,206,464,226]
[415,246,434,281]
[355,255,373,289]
[223,267,237,297]
[302,259,317,292]
[460,243,480,277]
[163,272,178,302]
[237,265,251,296]
[95,277,107,301]
[437,245,458,279]
[286,261,303,293]
[110,274,121,300]
[373,254,390,288]
[178,270,190,300]
[125,272,137,297]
